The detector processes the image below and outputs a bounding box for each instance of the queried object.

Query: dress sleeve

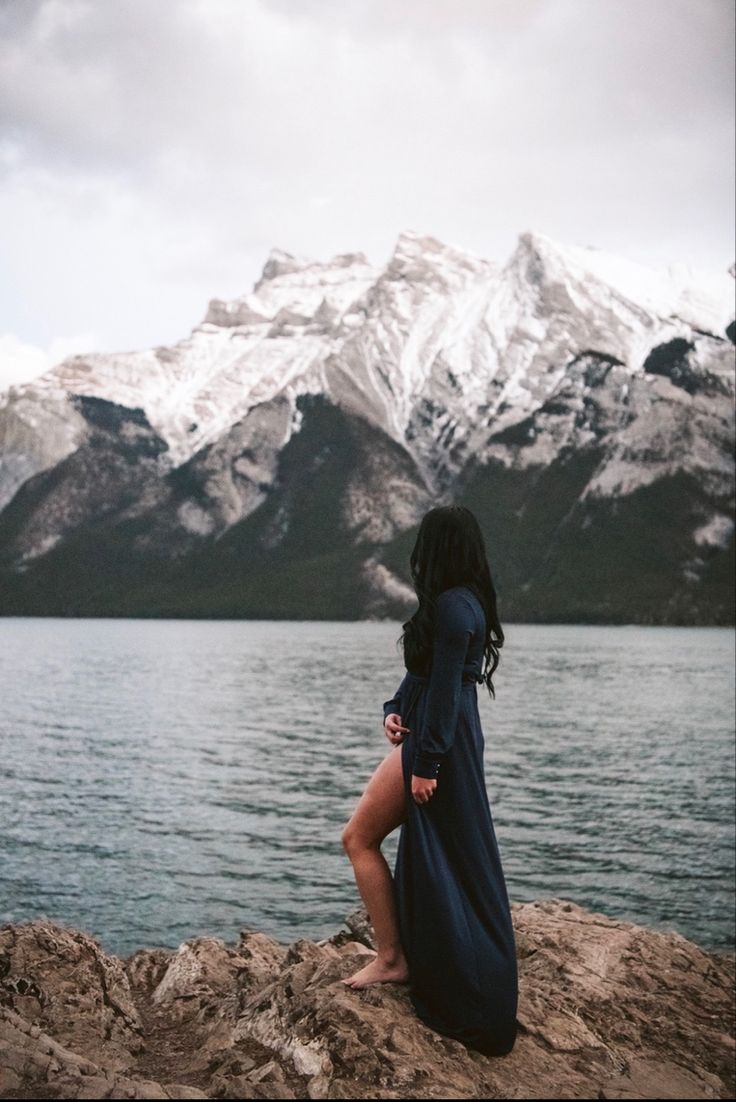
[382,671,409,723]
[412,590,474,779]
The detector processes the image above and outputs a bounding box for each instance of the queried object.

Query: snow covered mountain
[0,229,734,622]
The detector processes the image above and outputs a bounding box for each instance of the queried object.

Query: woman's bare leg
[340,743,409,988]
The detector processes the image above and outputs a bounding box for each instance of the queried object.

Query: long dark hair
[399,504,504,698]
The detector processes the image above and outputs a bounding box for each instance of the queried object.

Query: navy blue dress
[382,585,518,1057]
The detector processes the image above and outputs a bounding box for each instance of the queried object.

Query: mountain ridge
[0,228,733,622]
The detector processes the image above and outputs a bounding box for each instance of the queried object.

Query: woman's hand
[384,712,409,746]
[411,775,437,805]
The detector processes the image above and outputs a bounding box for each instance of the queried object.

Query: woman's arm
[412,590,474,779]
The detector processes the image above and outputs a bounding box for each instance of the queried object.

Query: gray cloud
[0,0,733,372]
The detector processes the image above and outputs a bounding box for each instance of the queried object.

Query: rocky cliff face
[0,899,733,1099]
[0,230,733,621]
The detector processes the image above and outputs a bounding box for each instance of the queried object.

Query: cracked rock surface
[1,898,733,1099]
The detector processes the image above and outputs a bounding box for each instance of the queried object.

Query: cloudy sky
[0,0,733,388]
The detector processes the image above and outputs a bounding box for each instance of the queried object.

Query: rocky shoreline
[1,898,733,1100]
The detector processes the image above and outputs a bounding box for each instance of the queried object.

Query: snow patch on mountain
[693,513,735,550]
[361,554,417,614]
[1,228,733,519]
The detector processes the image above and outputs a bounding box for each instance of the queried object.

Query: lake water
[1,617,734,958]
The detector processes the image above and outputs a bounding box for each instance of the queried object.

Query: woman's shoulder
[439,584,481,607]
[437,585,485,631]
[436,585,482,624]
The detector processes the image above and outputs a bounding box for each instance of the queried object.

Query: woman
[340,504,518,1058]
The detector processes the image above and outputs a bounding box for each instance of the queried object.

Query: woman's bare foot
[341,951,410,989]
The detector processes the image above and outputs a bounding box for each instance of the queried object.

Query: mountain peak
[516,228,557,250]
[505,231,734,331]
[257,246,374,287]
[258,247,318,284]
[392,228,445,255]
[510,228,574,264]
[387,229,494,286]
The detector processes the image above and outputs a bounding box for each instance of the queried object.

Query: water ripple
[0,617,733,957]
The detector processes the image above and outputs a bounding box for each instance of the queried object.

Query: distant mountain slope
[0,229,733,622]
